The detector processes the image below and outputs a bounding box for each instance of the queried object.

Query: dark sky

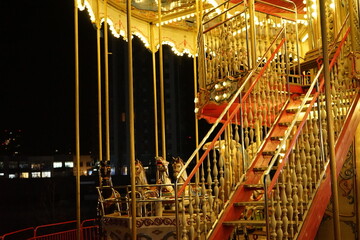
[0,0,97,155]
[0,0,199,159]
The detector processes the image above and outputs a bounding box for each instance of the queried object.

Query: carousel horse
[135,159,150,191]
[155,156,176,211]
[155,156,175,196]
[135,160,159,198]
[133,159,160,216]
[172,156,188,183]
[172,156,215,219]
[172,156,194,208]
[172,156,191,196]
[97,160,122,216]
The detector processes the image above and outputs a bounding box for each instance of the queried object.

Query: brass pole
[150,25,159,158]
[158,1,166,158]
[74,1,81,239]
[349,0,359,51]
[355,126,360,238]
[194,0,200,184]
[126,0,137,238]
[104,0,111,164]
[306,0,315,49]
[96,0,103,165]
[319,1,341,239]
[248,0,257,68]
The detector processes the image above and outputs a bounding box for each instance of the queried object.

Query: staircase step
[223,220,266,227]
[286,105,319,113]
[253,166,277,172]
[234,201,265,207]
[262,151,275,156]
[270,135,283,141]
[278,121,294,127]
[244,184,264,190]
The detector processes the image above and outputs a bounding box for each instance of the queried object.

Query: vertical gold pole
[355,125,360,238]
[193,0,200,184]
[150,25,159,158]
[126,0,137,238]
[319,1,341,239]
[248,0,257,68]
[306,0,315,49]
[158,1,166,158]
[104,0,110,164]
[349,0,359,51]
[74,1,81,239]
[97,0,103,164]
[334,0,342,36]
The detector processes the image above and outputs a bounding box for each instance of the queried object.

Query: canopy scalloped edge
[77,0,197,57]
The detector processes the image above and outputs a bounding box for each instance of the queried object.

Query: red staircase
[176,9,359,237]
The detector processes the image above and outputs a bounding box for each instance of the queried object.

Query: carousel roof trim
[76,0,219,57]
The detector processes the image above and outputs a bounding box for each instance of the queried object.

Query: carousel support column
[150,25,160,183]
[150,25,159,159]
[306,0,315,49]
[74,1,81,239]
[349,0,359,51]
[126,0,137,238]
[248,0,257,68]
[194,0,200,182]
[355,125,360,240]
[319,1,341,239]
[290,2,301,86]
[104,0,111,168]
[158,0,166,159]
[334,0,342,36]
[96,0,103,171]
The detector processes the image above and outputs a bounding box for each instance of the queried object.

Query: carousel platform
[101,213,177,240]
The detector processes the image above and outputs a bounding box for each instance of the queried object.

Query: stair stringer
[297,91,360,240]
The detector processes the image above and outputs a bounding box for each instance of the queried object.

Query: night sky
[0,1,99,155]
[0,0,199,158]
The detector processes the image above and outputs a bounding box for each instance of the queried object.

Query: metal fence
[0,219,100,240]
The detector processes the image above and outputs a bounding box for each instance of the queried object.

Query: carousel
[74,0,360,239]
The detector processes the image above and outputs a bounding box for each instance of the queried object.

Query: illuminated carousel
[74,0,360,239]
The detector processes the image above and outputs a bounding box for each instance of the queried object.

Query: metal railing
[0,219,100,240]
[175,23,290,238]
[261,18,357,239]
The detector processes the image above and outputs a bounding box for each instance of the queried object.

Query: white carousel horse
[172,156,188,183]
[155,156,175,196]
[155,156,176,212]
[133,159,160,216]
[172,156,191,196]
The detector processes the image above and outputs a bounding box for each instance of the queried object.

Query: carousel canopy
[77,0,307,56]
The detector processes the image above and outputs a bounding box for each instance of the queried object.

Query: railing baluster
[275,180,283,239]
[213,147,220,214]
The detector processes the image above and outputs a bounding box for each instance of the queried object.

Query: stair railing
[261,19,357,239]
[175,25,289,239]
[197,0,301,92]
